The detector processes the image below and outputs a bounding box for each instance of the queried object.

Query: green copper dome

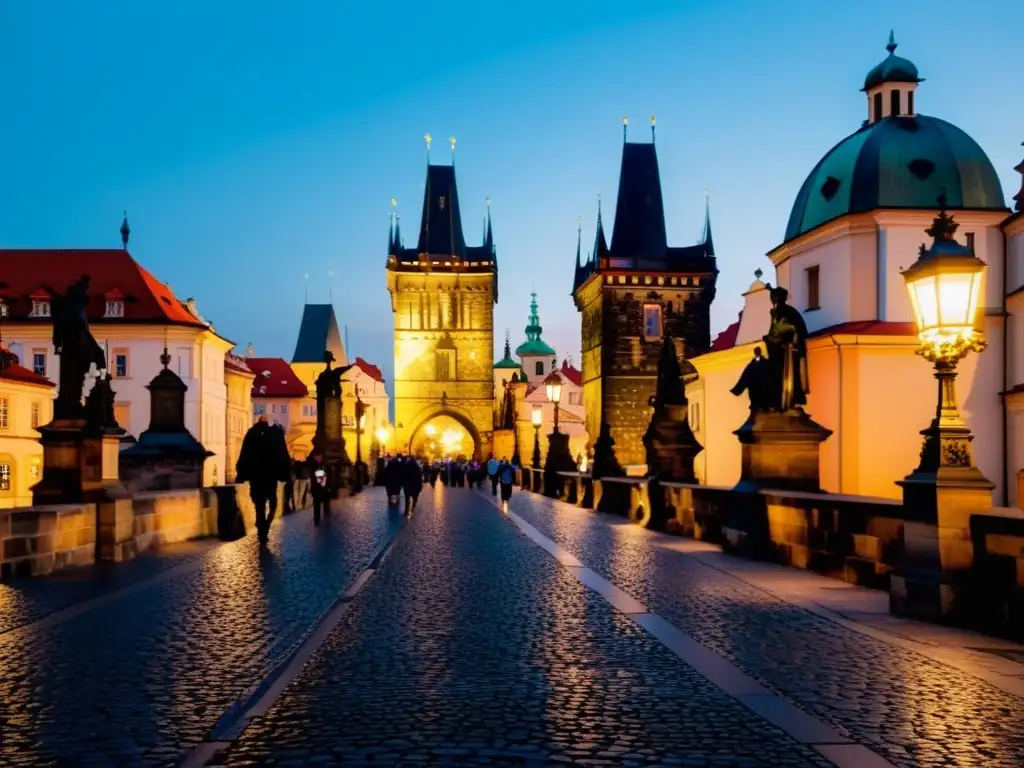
[785,115,1006,243]
[494,331,524,370]
[515,292,556,358]
[863,32,922,91]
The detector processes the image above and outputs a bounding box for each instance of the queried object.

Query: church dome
[862,33,921,91]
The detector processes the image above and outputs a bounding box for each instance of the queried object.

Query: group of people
[237,415,520,541]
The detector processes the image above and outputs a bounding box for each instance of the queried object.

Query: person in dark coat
[236,415,291,543]
[385,454,404,505]
[304,450,331,525]
[499,459,516,512]
[402,456,423,515]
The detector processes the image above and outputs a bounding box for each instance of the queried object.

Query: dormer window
[30,299,50,317]
[105,300,124,317]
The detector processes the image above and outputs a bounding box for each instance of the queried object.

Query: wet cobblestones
[219,487,830,767]
[507,493,1024,768]
[0,495,401,766]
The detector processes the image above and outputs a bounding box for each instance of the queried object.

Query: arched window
[535,361,544,376]
[873,92,882,121]
[890,89,900,117]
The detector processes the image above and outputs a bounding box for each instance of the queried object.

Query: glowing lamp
[425,423,437,436]
[375,426,389,444]
[543,372,562,405]
[901,199,987,347]
[531,405,542,427]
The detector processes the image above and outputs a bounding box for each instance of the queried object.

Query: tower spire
[886,29,898,54]
[120,211,130,250]
[702,189,715,256]
[650,115,656,143]
[425,133,432,162]
[503,329,512,360]
[622,115,628,143]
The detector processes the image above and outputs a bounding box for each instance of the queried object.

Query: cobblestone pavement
[507,493,1024,768]
[218,486,831,767]
[0,492,402,766]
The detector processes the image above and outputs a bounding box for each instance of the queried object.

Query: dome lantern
[863,31,923,124]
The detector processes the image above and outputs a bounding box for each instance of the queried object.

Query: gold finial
[622,115,628,126]
[425,133,432,154]
[450,136,456,152]
[622,115,628,142]
[650,115,656,126]
[390,197,397,207]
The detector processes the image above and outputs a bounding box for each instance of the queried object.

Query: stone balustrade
[0,482,286,580]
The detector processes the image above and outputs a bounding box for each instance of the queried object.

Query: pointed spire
[425,133,432,161]
[388,211,395,251]
[702,190,715,257]
[160,346,171,369]
[503,329,512,360]
[485,196,493,250]
[650,115,656,143]
[594,193,609,261]
[573,216,584,291]
[525,291,543,342]
[622,115,628,143]
[394,213,402,249]
[120,211,130,250]
[450,136,456,164]
[1013,141,1024,213]
[886,29,898,55]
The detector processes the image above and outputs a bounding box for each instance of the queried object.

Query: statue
[500,380,516,430]
[730,346,773,412]
[52,276,107,420]
[84,371,121,432]
[652,335,686,407]
[314,350,347,400]
[762,285,810,411]
[591,421,625,480]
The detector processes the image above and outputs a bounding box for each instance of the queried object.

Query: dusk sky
[2,1,1020,388]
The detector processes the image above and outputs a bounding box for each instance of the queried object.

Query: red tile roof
[246,357,308,398]
[709,317,741,351]
[352,356,384,382]
[224,353,254,376]
[0,249,206,327]
[559,361,582,386]
[0,347,54,388]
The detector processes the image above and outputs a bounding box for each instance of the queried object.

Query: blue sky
[1,0,1020,389]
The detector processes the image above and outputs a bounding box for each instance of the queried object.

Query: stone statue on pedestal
[591,421,624,480]
[762,285,810,412]
[730,346,773,413]
[84,371,123,434]
[52,277,107,420]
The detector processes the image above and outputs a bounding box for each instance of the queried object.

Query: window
[30,300,50,317]
[254,402,266,416]
[873,92,882,121]
[0,397,7,429]
[114,402,131,430]
[890,89,900,117]
[278,404,288,417]
[104,300,124,318]
[0,463,10,491]
[436,349,456,381]
[176,348,192,378]
[642,304,663,341]
[568,392,580,405]
[965,232,975,251]
[806,265,820,311]
[29,459,40,482]
[32,350,46,376]
[908,90,914,115]
[31,401,40,429]
[113,350,129,378]
[535,361,544,376]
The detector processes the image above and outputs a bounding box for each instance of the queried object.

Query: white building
[0,247,234,487]
[687,34,1024,505]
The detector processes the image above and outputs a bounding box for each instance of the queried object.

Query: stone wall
[0,482,283,581]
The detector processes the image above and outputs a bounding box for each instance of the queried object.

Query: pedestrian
[487,454,499,496]
[499,459,516,513]
[385,454,404,506]
[281,442,296,514]
[235,415,291,544]
[402,455,423,515]
[305,450,331,525]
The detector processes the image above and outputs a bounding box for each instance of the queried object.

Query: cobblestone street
[2,486,1023,766]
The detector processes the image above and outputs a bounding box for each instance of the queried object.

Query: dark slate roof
[610,143,668,260]
[784,114,1007,243]
[417,164,466,258]
[292,304,346,364]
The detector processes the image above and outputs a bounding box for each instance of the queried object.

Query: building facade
[0,248,234,487]
[386,158,497,460]
[224,353,254,483]
[688,36,1024,505]
[573,131,718,467]
[0,348,55,508]
[247,355,315,458]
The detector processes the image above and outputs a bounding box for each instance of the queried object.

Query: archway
[408,410,481,461]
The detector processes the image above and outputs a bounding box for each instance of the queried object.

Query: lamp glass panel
[966,270,984,329]
[937,272,973,328]
[910,275,939,331]
[531,406,542,426]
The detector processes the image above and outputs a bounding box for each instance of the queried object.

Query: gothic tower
[573,123,717,467]
[386,155,497,460]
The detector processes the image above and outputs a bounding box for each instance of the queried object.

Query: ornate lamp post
[354,397,366,491]
[895,197,994,617]
[544,371,563,432]
[531,406,542,469]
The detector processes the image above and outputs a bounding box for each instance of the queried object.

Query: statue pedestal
[32,418,90,505]
[81,429,130,501]
[543,431,575,497]
[733,409,832,493]
[645,403,702,483]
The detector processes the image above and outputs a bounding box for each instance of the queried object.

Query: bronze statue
[762,285,810,411]
[84,371,121,432]
[730,346,773,412]
[651,335,686,408]
[499,379,516,430]
[314,350,348,400]
[52,276,107,420]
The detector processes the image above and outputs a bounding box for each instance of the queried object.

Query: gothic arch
[407,409,482,460]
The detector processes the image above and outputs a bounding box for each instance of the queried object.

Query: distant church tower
[573,121,717,466]
[386,149,497,459]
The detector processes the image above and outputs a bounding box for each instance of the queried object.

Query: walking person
[487,454,500,496]
[235,415,291,544]
[305,450,331,525]
[385,454,404,506]
[499,459,516,513]
[402,455,423,516]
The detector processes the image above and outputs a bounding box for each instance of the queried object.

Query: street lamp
[544,371,563,433]
[376,425,391,455]
[531,405,542,469]
[354,397,366,491]
[898,196,993,514]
